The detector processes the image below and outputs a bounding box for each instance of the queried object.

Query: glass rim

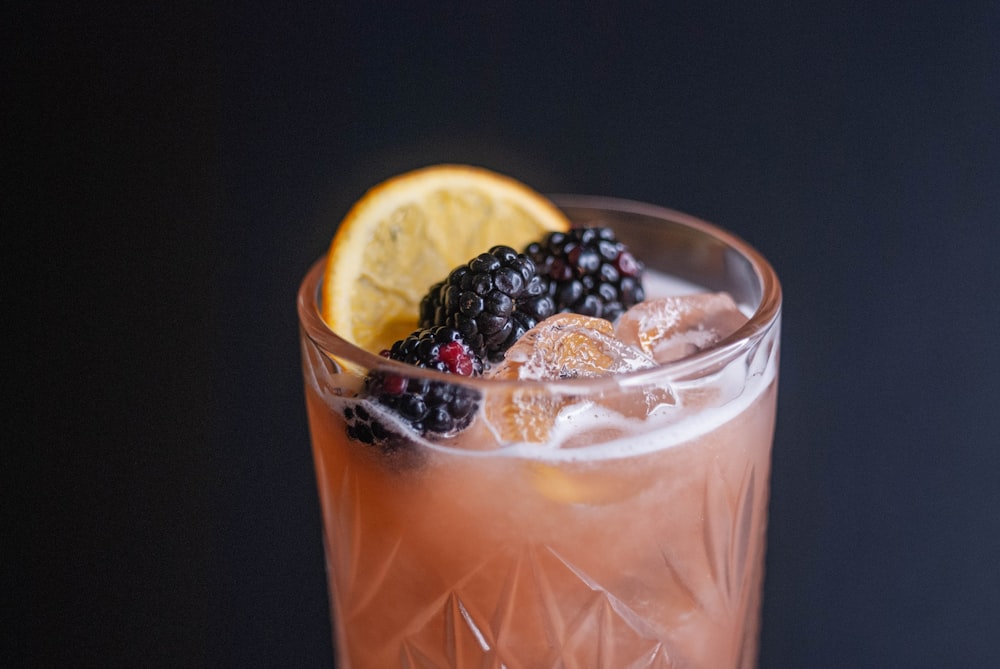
[297,194,782,392]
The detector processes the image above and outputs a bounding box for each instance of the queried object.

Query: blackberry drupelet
[525,227,645,321]
[419,246,554,362]
[344,326,483,449]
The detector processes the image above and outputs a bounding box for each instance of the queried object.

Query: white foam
[312,269,779,463]
[463,269,778,461]
[642,270,704,299]
[489,346,779,461]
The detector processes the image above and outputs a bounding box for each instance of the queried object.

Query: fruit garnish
[525,226,645,321]
[321,165,571,354]
[345,326,484,449]
[484,313,657,442]
[614,293,747,363]
[526,461,641,505]
[419,245,554,363]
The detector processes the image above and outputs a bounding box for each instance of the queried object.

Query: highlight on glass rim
[297,164,782,668]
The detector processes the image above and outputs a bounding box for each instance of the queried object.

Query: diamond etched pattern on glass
[325,448,767,668]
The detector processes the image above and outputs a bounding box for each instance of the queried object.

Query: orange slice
[321,165,571,353]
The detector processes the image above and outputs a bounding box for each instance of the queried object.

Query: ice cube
[614,293,747,364]
[489,313,657,381]
[494,314,655,380]
[484,314,658,442]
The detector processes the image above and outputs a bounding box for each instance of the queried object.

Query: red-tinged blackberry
[524,227,645,321]
[344,326,483,450]
[419,245,554,363]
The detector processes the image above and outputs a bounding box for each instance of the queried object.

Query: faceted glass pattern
[298,196,782,668]
[305,366,776,667]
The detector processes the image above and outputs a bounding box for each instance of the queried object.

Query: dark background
[13,2,1000,667]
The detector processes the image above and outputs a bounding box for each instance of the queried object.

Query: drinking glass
[297,195,781,668]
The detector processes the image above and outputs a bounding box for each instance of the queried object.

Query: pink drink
[298,197,781,668]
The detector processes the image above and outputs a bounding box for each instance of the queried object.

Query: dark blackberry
[343,402,406,452]
[525,227,645,321]
[419,245,554,362]
[344,326,483,449]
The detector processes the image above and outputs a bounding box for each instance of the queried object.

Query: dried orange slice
[321,165,570,353]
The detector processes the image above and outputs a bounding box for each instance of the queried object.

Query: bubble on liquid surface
[614,293,747,364]
[484,314,657,443]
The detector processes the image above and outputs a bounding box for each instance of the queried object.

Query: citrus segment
[322,165,570,353]
[526,462,645,506]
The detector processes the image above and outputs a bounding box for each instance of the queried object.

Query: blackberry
[343,402,407,453]
[419,246,554,362]
[525,227,645,321]
[345,326,483,449]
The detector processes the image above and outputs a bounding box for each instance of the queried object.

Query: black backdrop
[14,2,1000,667]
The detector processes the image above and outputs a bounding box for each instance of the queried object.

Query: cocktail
[297,166,781,668]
